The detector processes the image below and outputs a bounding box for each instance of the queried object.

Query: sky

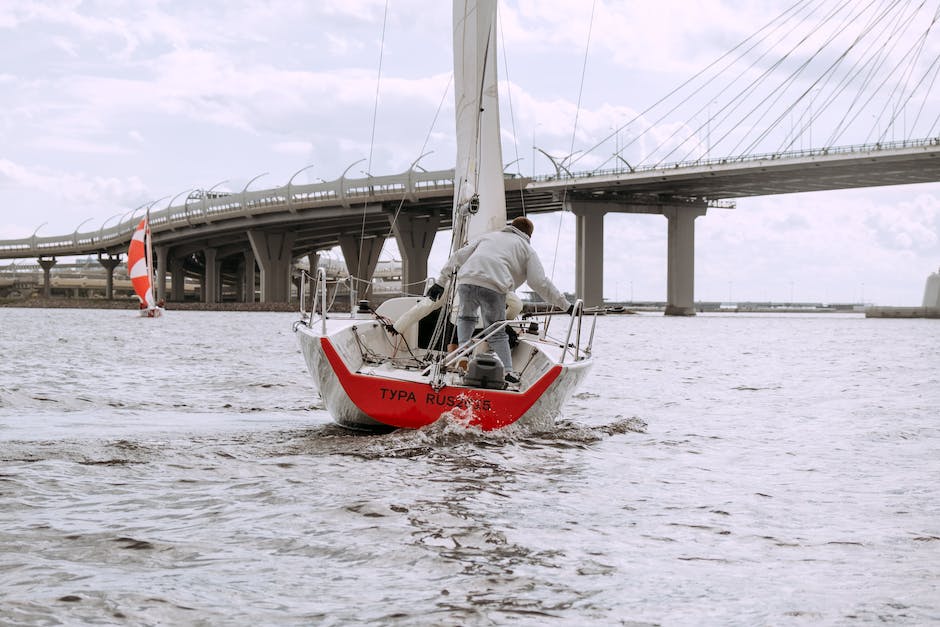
[1,0,938,306]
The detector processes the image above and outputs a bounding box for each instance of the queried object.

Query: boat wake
[0,416,646,465]
[279,414,648,460]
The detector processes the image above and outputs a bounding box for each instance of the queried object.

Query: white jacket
[436,226,570,310]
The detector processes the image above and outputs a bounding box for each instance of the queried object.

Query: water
[1,308,938,626]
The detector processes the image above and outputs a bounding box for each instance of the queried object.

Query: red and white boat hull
[296,316,591,432]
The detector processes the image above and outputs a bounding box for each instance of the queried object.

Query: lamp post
[532,122,542,177]
[201,179,230,218]
[534,147,574,179]
[287,164,316,208]
[30,222,47,249]
[72,218,93,247]
[503,157,524,174]
[407,152,433,198]
[167,188,196,226]
[147,196,169,211]
[562,150,582,174]
[240,172,269,209]
[120,202,151,236]
[97,212,123,243]
[339,158,366,207]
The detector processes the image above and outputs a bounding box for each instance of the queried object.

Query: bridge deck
[1,139,938,261]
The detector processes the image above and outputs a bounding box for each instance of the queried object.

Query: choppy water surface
[1,308,937,625]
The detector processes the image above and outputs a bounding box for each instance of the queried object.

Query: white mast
[452,0,506,253]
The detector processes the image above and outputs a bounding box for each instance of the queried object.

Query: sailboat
[294,0,595,432]
[127,212,164,318]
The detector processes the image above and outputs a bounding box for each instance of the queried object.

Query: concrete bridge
[2,138,939,314]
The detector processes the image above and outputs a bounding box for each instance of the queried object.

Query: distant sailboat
[293,0,595,432]
[127,213,164,318]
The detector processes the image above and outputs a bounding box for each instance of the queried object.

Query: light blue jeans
[456,283,512,370]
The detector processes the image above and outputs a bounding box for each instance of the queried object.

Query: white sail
[452,0,506,250]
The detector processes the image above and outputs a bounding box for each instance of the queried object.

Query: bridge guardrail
[0,167,460,259]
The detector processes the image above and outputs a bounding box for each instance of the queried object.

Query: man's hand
[426,283,445,301]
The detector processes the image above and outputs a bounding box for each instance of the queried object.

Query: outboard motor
[462,352,506,390]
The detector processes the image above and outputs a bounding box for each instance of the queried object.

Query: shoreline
[3,298,936,317]
[0,298,298,312]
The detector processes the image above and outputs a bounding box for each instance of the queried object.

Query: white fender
[506,291,522,319]
[392,296,444,334]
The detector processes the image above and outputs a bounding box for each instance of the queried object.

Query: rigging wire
[498,6,528,217]
[354,0,390,300]
[549,0,597,283]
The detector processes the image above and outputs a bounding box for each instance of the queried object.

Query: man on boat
[425,216,572,384]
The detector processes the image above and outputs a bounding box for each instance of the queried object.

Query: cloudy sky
[1,0,938,305]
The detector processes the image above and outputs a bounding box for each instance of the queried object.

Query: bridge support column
[663,206,707,316]
[243,249,256,303]
[390,212,440,296]
[171,260,186,301]
[97,254,121,300]
[203,248,219,304]
[307,252,319,277]
[154,246,168,303]
[38,257,57,298]
[248,230,296,303]
[571,206,607,308]
[338,235,384,301]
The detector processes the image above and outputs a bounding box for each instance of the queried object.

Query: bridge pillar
[248,230,296,303]
[171,260,186,301]
[203,247,221,304]
[307,252,319,277]
[38,257,57,298]
[154,245,168,303]
[243,249,256,303]
[390,212,441,296]
[97,254,121,300]
[569,205,607,308]
[234,258,244,302]
[338,235,384,301]
[663,206,707,316]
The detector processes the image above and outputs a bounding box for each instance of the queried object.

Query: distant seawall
[0,298,297,312]
[865,306,940,319]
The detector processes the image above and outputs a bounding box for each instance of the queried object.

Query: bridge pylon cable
[728,0,902,158]
[870,5,940,144]
[578,0,816,173]
[821,0,931,147]
[909,8,940,134]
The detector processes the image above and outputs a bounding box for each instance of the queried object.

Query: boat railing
[437,299,596,369]
[534,299,595,363]
[298,267,329,334]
